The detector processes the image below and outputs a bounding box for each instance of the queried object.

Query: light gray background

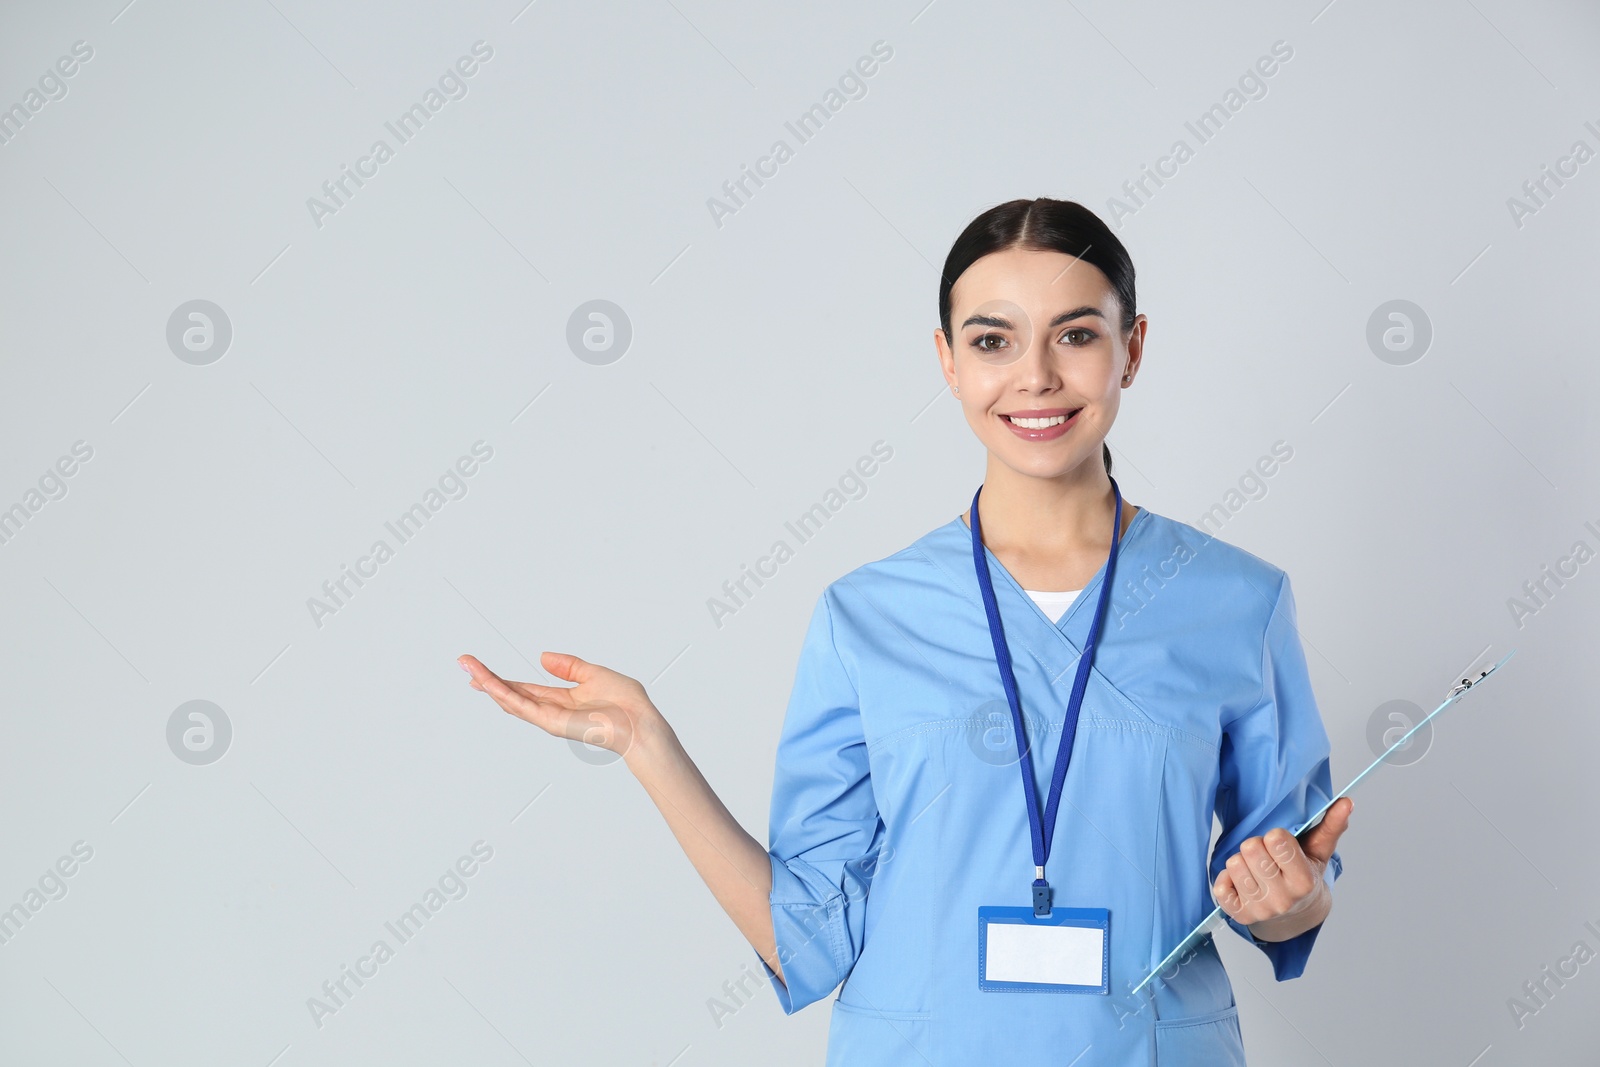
[1,0,1597,1063]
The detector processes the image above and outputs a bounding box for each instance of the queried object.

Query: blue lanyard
[969,477,1124,916]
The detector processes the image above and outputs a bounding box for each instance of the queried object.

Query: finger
[459,656,573,708]
[1239,836,1286,900]
[1213,869,1243,918]
[1226,851,1262,909]
[1299,797,1353,865]
[1264,826,1316,898]
[457,655,488,691]
[541,650,598,685]
[479,671,559,727]
[500,677,580,710]
[460,658,555,725]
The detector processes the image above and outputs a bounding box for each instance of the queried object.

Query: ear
[934,326,957,388]
[1122,313,1148,377]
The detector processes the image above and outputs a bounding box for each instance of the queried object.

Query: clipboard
[1130,648,1517,995]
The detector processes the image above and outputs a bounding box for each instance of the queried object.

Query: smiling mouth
[1001,408,1081,429]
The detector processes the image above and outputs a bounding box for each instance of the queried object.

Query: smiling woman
[933,205,1139,490]
[458,198,1347,1066]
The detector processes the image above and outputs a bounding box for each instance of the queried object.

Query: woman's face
[935,247,1146,482]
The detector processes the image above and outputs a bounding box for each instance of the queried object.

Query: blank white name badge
[977,906,1110,994]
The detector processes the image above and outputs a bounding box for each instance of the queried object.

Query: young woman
[458,198,1352,1065]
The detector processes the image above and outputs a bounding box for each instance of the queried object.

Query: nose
[1012,323,1061,389]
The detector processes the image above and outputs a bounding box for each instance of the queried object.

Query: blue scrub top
[754,506,1341,1065]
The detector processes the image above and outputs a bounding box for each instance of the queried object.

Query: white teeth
[1007,414,1069,429]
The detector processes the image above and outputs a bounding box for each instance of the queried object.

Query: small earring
[954,385,961,394]
[1122,375,1131,383]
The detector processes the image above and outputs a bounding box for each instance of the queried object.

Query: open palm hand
[458,651,658,759]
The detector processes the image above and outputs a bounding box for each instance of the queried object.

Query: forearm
[624,714,785,984]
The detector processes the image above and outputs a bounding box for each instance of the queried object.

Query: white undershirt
[1022,588,1082,624]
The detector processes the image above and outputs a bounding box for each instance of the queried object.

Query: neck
[971,455,1122,555]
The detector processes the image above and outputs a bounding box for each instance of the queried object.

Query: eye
[971,332,1008,354]
[1060,327,1097,346]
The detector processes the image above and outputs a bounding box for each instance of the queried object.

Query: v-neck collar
[927,506,1154,644]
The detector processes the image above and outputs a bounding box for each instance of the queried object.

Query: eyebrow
[960,305,1106,330]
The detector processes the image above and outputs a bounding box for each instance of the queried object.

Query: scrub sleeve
[1212,571,1342,978]
[754,589,883,1013]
